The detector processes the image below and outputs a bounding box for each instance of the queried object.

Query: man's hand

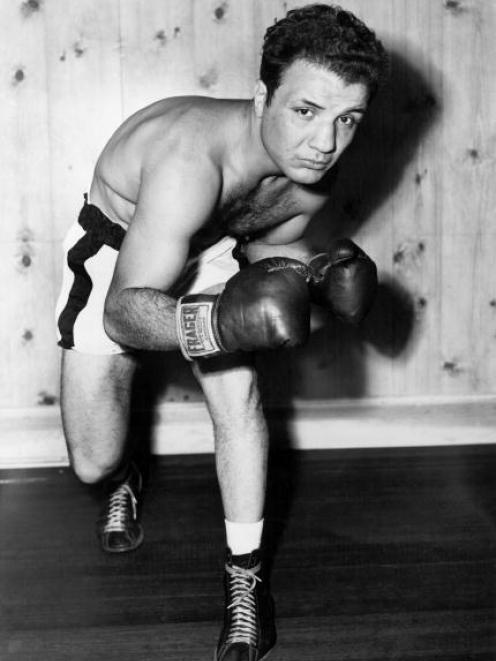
[176,258,311,360]
[239,239,377,326]
[307,239,378,324]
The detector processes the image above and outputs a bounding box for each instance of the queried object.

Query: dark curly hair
[260,4,388,104]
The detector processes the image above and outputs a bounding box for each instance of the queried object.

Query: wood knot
[214,2,228,21]
[13,68,25,85]
[198,68,218,89]
[21,0,41,17]
[414,169,428,185]
[37,391,58,406]
[442,360,463,375]
[155,30,167,46]
[444,0,466,14]
[393,240,425,266]
[73,41,86,58]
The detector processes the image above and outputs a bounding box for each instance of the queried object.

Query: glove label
[177,299,222,360]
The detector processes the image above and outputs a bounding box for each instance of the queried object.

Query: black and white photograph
[1,1,495,659]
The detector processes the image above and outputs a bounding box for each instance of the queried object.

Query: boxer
[55,4,387,659]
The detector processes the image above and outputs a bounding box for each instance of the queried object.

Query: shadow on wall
[309,47,441,241]
[142,48,442,409]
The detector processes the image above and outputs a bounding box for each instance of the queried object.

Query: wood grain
[1,445,495,659]
[1,0,496,412]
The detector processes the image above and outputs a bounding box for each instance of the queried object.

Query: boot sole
[213,645,274,661]
[100,526,144,553]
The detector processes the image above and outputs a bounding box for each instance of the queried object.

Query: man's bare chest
[189,175,329,254]
[218,177,309,238]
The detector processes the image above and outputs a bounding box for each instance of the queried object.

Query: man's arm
[103,153,221,351]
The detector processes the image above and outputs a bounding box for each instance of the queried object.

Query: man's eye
[295,108,314,119]
[339,115,357,127]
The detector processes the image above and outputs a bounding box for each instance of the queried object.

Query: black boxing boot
[215,548,276,661]
[97,462,144,553]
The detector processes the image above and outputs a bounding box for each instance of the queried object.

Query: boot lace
[103,483,137,533]
[225,561,262,646]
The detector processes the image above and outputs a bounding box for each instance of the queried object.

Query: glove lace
[103,483,137,533]
[225,561,262,646]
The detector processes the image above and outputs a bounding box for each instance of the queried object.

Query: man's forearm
[104,287,179,351]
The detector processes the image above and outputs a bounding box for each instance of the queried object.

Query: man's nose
[309,123,337,154]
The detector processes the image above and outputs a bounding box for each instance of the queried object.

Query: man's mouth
[300,159,331,170]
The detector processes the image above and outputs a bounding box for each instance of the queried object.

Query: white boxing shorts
[55,198,240,355]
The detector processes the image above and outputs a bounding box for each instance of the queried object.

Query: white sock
[225,519,264,555]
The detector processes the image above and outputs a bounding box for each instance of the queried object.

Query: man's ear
[253,80,268,117]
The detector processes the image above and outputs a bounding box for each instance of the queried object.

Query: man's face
[256,59,369,185]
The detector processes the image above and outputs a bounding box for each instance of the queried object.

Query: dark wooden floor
[1,445,496,660]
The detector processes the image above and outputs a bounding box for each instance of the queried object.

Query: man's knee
[60,349,136,484]
[195,357,264,427]
[69,448,122,485]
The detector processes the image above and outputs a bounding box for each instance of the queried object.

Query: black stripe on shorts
[57,200,126,350]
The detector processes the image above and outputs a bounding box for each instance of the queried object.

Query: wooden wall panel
[0,242,60,408]
[438,0,496,396]
[192,0,257,98]
[0,1,58,408]
[119,0,257,117]
[44,0,122,242]
[384,0,445,397]
[1,0,496,412]
[0,1,51,244]
[119,0,196,115]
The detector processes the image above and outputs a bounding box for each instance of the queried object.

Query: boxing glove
[176,257,311,360]
[307,239,377,324]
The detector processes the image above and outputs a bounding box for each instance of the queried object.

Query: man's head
[260,4,388,105]
[254,4,387,184]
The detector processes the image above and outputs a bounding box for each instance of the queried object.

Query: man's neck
[227,100,283,185]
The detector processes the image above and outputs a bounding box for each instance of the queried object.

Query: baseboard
[1,395,495,468]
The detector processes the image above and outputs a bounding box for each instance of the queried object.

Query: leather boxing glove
[176,257,311,360]
[307,239,377,324]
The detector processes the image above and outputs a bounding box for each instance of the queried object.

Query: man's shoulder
[147,95,244,135]
[139,96,243,166]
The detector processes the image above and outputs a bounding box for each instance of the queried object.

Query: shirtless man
[55,5,387,659]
